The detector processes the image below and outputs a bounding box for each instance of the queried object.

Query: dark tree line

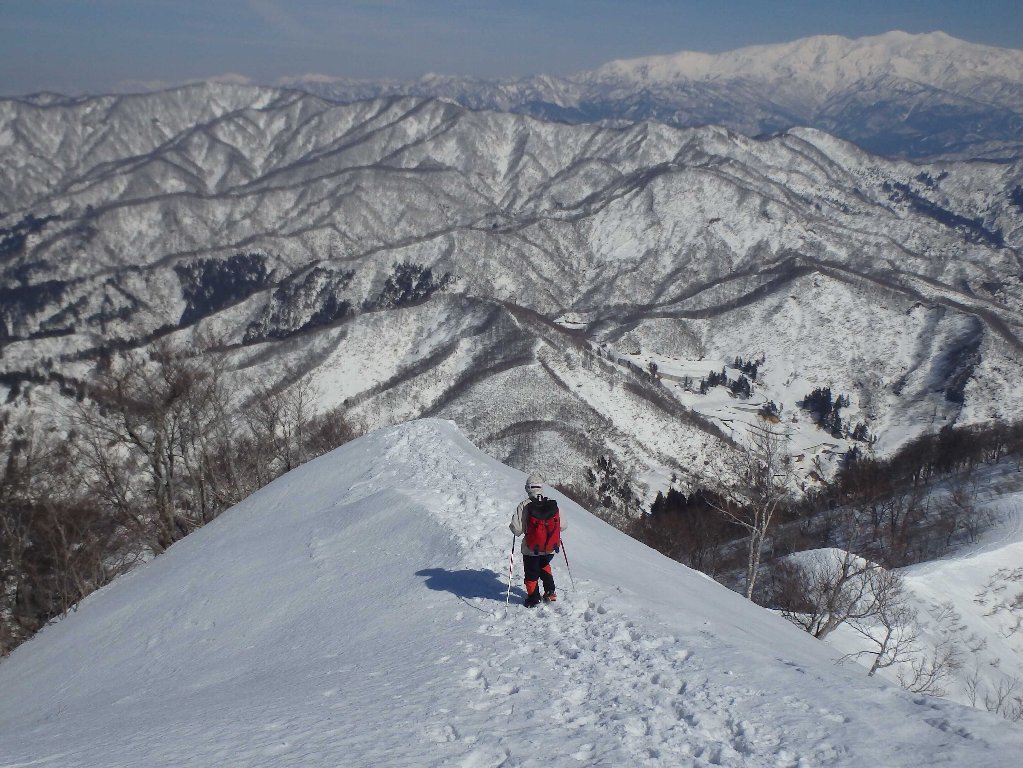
[1012,185,1023,213]
[632,487,744,575]
[626,420,1022,600]
[0,340,356,655]
[174,253,271,326]
[884,180,1004,247]
[802,387,848,436]
[801,386,870,443]
[772,421,1023,572]
[732,356,762,381]
[699,367,753,399]
[0,213,57,260]
[367,262,451,310]
[841,422,1022,493]
[585,455,641,524]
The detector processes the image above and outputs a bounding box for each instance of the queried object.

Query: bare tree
[1,414,133,654]
[1,334,364,655]
[243,377,315,481]
[963,660,1023,722]
[853,485,928,567]
[984,675,1023,721]
[842,566,918,676]
[774,532,967,696]
[711,422,794,599]
[72,340,232,553]
[935,470,995,548]
[897,638,962,696]
[776,547,884,640]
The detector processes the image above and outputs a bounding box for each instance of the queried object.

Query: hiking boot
[523,591,542,608]
[542,591,557,603]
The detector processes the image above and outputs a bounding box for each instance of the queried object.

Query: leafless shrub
[840,567,918,676]
[1,416,135,654]
[708,423,795,599]
[775,548,883,640]
[304,405,360,458]
[2,340,358,655]
[985,675,1023,722]
[897,639,962,697]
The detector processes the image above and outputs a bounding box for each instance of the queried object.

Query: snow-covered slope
[2,84,1022,493]
[594,31,1023,93]
[0,419,1019,766]
[284,31,1023,160]
[779,461,1023,717]
[891,465,1023,711]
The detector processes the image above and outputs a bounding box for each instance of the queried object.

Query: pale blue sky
[3,1,1022,95]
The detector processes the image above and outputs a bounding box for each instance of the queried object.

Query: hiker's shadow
[416,568,520,603]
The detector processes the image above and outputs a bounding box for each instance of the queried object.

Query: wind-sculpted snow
[1,82,1022,488]
[0,420,1019,766]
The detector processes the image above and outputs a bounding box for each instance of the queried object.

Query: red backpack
[524,497,561,555]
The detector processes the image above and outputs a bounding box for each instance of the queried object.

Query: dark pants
[523,554,556,596]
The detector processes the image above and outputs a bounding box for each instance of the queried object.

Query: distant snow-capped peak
[588,31,1023,89]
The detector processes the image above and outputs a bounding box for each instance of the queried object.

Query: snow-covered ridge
[0,419,1019,766]
[267,31,1023,160]
[593,31,1023,90]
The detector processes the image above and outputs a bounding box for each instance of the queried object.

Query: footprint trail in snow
[417,455,841,767]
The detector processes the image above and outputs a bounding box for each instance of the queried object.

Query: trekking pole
[561,539,577,591]
[505,535,517,606]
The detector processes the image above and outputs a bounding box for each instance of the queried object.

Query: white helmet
[525,472,544,499]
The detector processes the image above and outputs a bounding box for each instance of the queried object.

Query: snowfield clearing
[0,419,1020,767]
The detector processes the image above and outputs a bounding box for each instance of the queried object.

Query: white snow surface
[784,465,1023,716]
[593,31,1023,93]
[1,419,1020,767]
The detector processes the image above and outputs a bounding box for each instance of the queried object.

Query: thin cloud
[247,0,318,41]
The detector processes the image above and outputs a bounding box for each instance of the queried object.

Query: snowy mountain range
[280,31,1023,161]
[1,419,1020,766]
[2,81,1022,492]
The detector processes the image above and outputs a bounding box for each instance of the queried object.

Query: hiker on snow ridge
[509,472,564,608]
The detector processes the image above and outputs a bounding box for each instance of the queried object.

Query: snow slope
[792,463,1023,717]
[900,468,1023,709]
[0,419,1019,767]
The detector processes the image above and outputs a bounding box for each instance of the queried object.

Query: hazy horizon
[3,1,1023,97]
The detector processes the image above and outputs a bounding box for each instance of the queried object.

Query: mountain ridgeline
[283,31,1023,162]
[0,79,1022,495]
